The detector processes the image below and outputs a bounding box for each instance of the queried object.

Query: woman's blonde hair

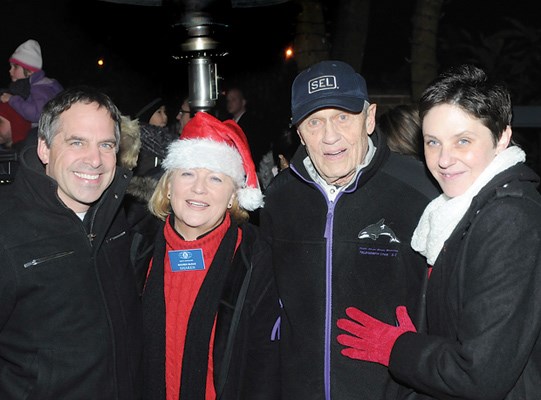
[148,169,250,224]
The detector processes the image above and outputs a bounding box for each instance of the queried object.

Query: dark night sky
[0,0,539,117]
[0,0,300,115]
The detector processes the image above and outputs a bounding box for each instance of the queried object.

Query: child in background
[0,39,63,127]
[133,97,176,178]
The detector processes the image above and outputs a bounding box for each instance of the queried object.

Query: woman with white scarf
[335,64,541,399]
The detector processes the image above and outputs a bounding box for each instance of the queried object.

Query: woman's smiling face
[422,104,511,198]
[168,168,236,240]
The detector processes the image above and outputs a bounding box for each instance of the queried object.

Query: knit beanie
[9,39,42,72]
[135,97,164,124]
[162,111,264,211]
[0,103,31,144]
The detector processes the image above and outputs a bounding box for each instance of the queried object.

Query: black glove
[7,78,31,100]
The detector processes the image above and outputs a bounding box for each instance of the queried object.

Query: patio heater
[177,11,228,115]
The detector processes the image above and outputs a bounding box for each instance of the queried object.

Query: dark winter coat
[133,123,176,177]
[142,220,280,400]
[236,110,270,167]
[0,146,143,399]
[260,131,440,399]
[390,163,541,400]
[124,174,161,295]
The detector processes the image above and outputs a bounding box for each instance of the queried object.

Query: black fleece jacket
[0,146,143,399]
[260,132,439,399]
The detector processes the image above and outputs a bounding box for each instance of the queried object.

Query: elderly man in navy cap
[259,60,440,399]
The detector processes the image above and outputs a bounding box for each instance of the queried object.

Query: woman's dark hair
[378,104,422,159]
[419,64,512,146]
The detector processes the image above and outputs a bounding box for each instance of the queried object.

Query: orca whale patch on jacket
[358,218,400,243]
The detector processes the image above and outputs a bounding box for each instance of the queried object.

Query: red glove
[336,305,416,366]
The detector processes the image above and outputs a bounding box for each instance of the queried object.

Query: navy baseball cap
[291,60,369,125]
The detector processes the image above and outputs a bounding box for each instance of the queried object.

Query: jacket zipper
[24,250,75,268]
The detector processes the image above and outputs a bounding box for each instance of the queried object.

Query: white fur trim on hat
[10,39,42,72]
[163,138,264,211]
[163,138,245,186]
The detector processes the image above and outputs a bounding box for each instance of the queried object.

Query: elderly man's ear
[366,104,377,135]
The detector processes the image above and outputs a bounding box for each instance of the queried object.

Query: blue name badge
[168,249,205,272]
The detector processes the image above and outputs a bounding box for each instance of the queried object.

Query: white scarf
[411,146,526,265]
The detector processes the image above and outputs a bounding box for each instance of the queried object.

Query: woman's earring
[167,193,171,199]
[227,202,232,209]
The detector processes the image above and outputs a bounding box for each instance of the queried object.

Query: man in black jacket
[225,86,269,167]
[260,60,440,399]
[0,86,142,399]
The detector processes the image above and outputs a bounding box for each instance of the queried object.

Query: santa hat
[9,39,42,72]
[162,111,264,211]
[0,102,31,144]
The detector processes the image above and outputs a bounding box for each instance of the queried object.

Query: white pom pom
[237,187,265,211]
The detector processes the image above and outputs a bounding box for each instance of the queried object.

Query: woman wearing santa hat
[142,111,280,400]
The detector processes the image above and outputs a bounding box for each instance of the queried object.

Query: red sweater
[161,214,241,400]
